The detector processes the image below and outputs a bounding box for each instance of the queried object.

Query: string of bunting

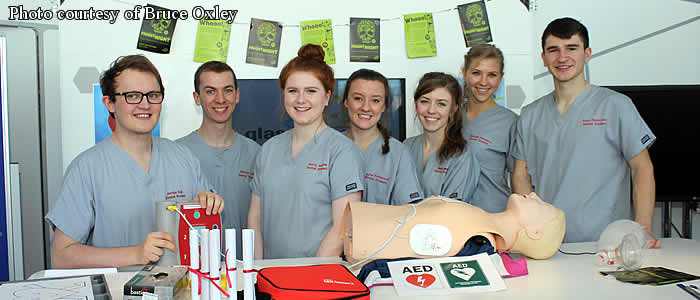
[94,0,503,66]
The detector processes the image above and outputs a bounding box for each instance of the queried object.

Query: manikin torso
[343,193,565,268]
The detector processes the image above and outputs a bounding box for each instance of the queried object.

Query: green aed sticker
[440,260,489,288]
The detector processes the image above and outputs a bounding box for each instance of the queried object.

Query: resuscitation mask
[596,220,654,271]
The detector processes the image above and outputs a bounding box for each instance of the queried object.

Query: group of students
[45,17,659,269]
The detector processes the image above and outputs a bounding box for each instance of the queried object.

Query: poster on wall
[349,18,380,62]
[0,36,10,282]
[245,18,283,67]
[193,19,232,63]
[458,1,493,47]
[300,19,336,64]
[403,13,437,58]
[93,84,160,144]
[136,4,178,54]
[233,78,406,145]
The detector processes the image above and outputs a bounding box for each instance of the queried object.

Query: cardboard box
[124,265,188,300]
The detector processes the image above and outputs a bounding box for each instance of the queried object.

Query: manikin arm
[316,191,362,257]
[511,159,534,195]
[628,148,661,248]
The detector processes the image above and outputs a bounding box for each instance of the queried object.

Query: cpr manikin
[343,192,565,269]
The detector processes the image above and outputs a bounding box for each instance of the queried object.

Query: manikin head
[505,193,566,259]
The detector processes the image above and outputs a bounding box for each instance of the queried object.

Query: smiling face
[464,57,503,104]
[284,71,331,128]
[541,34,591,84]
[415,87,456,134]
[195,71,239,125]
[344,79,386,132]
[103,69,161,136]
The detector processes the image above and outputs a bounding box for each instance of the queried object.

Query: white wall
[532,0,700,99]
[56,0,533,169]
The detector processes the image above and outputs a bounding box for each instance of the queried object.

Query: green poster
[245,18,283,67]
[193,19,232,63]
[439,260,490,289]
[458,1,493,47]
[136,4,177,54]
[403,13,437,58]
[300,19,336,64]
[349,18,380,62]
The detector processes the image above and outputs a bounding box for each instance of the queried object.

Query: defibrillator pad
[409,224,452,256]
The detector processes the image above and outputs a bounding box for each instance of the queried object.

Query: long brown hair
[414,72,466,164]
[342,69,392,154]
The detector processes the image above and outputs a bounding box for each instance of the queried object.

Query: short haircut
[541,17,589,51]
[99,55,164,118]
[194,61,238,93]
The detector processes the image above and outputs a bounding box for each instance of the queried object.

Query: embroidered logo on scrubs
[410,192,420,200]
[346,183,357,191]
[582,118,607,126]
[434,167,448,174]
[448,192,458,198]
[469,135,492,145]
[238,170,254,179]
[165,190,186,200]
[641,135,650,145]
[365,173,389,184]
[306,163,328,171]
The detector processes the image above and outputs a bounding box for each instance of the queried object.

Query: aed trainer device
[177,203,222,266]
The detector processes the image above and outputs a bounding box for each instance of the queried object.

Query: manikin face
[464,57,503,104]
[541,34,591,84]
[415,87,456,134]
[344,79,386,131]
[194,71,239,125]
[284,71,331,128]
[508,193,560,239]
[103,69,162,136]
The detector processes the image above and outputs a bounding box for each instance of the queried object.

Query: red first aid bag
[257,264,370,299]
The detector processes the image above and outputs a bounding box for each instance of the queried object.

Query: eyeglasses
[112,91,165,104]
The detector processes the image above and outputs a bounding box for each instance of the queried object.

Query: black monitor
[233,78,406,145]
[605,85,700,200]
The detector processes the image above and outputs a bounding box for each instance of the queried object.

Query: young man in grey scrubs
[176,61,260,259]
[511,18,659,245]
[47,55,224,268]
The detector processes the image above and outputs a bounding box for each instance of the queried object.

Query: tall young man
[47,55,224,268]
[176,61,259,259]
[511,18,659,244]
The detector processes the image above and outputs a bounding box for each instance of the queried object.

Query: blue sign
[234,78,406,145]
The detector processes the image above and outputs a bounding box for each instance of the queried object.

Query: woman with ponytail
[461,44,518,213]
[404,72,480,202]
[342,69,423,205]
[248,44,364,259]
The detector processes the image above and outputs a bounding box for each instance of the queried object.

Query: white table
[369,238,700,299]
[32,238,700,299]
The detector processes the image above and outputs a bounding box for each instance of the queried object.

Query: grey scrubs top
[404,135,480,202]
[176,131,260,258]
[358,136,423,205]
[250,127,364,259]
[463,105,518,212]
[512,85,656,242]
[46,136,212,248]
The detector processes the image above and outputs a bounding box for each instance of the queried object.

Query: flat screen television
[233,78,406,145]
[605,85,700,200]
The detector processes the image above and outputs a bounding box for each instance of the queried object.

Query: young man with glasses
[176,61,260,259]
[46,55,224,268]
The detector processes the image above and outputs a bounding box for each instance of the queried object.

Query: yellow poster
[403,13,437,58]
[193,19,232,63]
[300,19,336,64]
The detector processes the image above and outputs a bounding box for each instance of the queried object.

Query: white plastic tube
[225,229,237,298]
[209,229,221,300]
[242,229,255,300]
[199,228,210,300]
[189,228,200,300]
